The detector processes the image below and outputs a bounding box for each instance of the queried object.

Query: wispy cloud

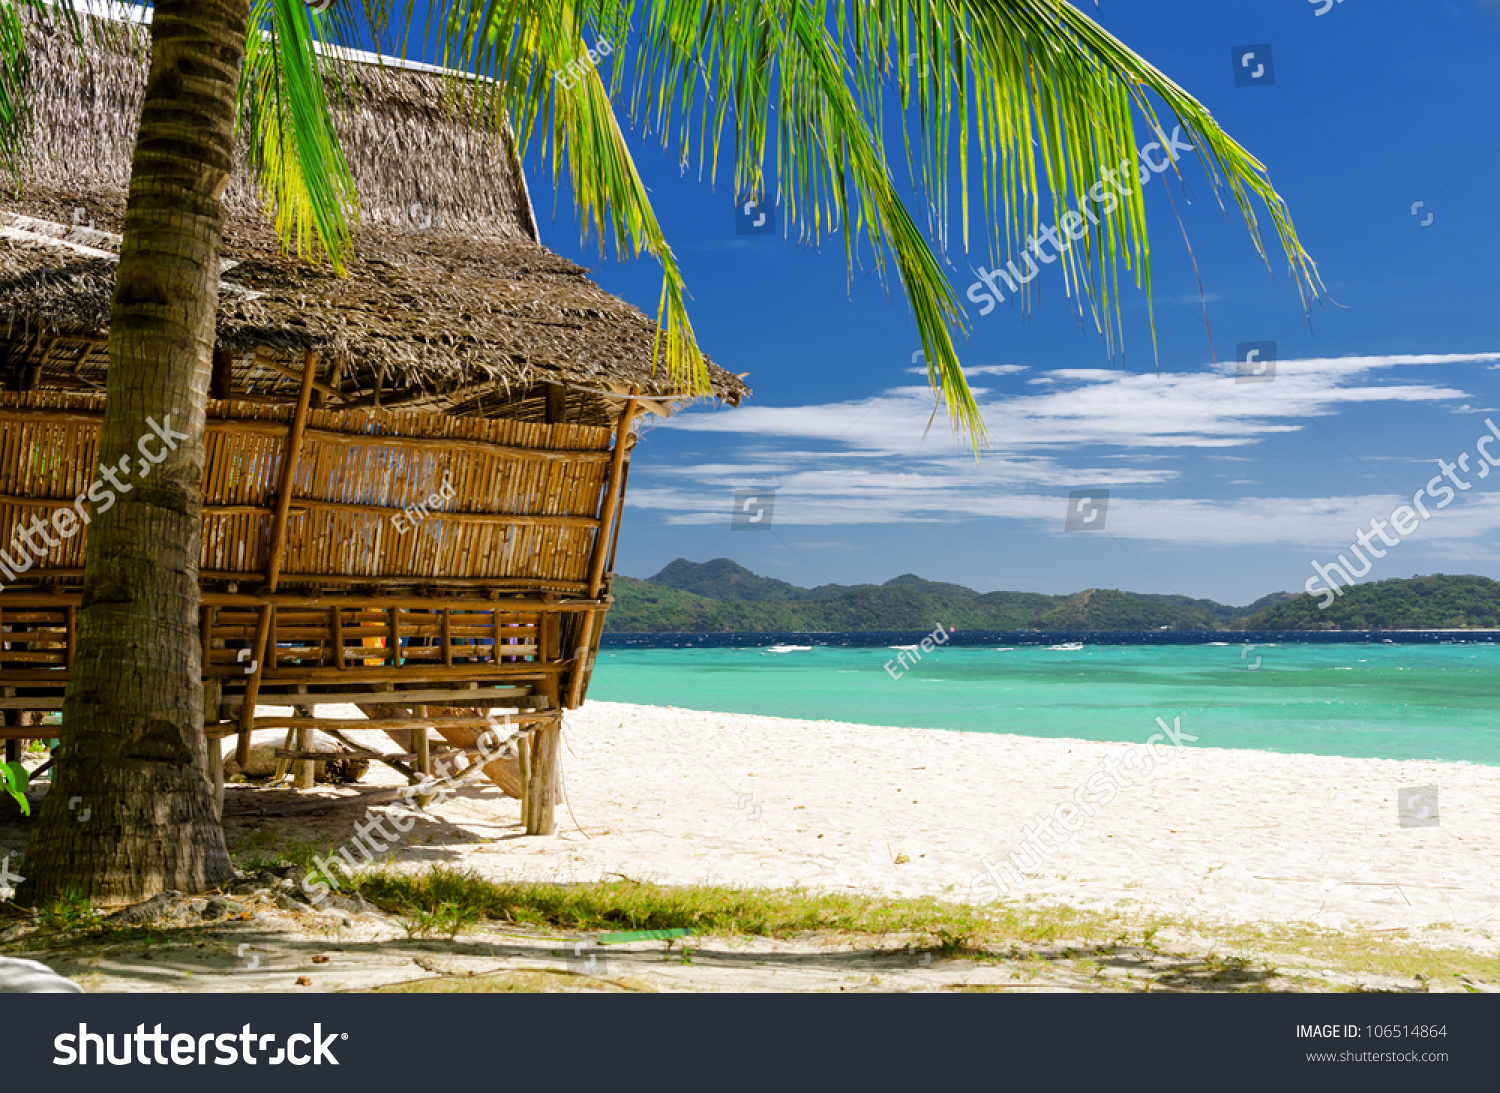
[629,351,1500,545]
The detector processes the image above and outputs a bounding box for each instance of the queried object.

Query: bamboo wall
[0,391,616,590]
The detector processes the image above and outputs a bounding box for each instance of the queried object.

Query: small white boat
[765,644,813,653]
[1049,642,1085,651]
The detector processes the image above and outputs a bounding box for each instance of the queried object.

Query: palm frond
[321,0,1321,446]
[0,1,32,185]
[567,0,1320,437]
[240,0,359,274]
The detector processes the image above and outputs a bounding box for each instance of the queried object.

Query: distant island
[605,560,1500,633]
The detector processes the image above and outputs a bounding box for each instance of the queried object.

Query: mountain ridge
[603,559,1497,633]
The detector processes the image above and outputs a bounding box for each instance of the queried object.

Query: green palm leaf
[241,0,359,274]
[0,760,29,816]
[11,0,1322,446]
[321,0,1318,446]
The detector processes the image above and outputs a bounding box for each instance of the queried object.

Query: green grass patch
[351,865,1125,952]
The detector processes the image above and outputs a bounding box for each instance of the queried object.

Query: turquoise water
[588,643,1500,766]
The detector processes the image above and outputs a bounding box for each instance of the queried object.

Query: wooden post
[331,605,345,669]
[565,612,595,709]
[235,603,274,767]
[211,348,235,401]
[544,383,568,424]
[603,455,632,586]
[559,389,636,716]
[525,723,559,836]
[414,705,430,776]
[517,735,532,830]
[265,348,319,594]
[293,687,315,790]
[272,727,296,783]
[237,351,316,765]
[441,609,453,666]
[587,390,638,599]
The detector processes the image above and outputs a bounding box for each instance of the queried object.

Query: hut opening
[0,13,746,833]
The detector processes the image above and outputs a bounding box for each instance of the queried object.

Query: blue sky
[517,0,1500,605]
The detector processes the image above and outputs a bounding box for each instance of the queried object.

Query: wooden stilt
[414,704,430,776]
[235,603,274,767]
[233,360,317,767]
[293,701,317,791]
[517,735,532,829]
[272,727,296,782]
[587,390,638,599]
[525,720,559,836]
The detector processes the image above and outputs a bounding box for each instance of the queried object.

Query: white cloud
[630,351,1500,545]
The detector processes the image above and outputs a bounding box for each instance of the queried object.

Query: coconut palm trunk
[19,0,246,905]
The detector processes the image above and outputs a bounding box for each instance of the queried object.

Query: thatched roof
[0,11,748,424]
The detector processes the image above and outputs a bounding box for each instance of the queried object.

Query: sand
[375,700,1497,951]
[5,699,1496,993]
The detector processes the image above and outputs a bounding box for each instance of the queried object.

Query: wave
[764,644,813,653]
[1049,642,1085,651]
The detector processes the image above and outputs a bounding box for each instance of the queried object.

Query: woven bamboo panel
[0,391,616,587]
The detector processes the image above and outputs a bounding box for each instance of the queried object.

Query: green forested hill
[606,561,1500,633]
[1246,575,1500,630]
[610,560,1238,632]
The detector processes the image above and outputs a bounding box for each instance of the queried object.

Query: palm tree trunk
[20,0,247,906]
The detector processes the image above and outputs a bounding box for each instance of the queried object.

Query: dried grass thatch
[0,12,748,423]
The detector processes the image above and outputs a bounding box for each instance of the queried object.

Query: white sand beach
[276,700,1499,952]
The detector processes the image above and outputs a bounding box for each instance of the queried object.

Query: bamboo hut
[0,14,746,833]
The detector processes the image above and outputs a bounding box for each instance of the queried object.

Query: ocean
[591,633,1500,766]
